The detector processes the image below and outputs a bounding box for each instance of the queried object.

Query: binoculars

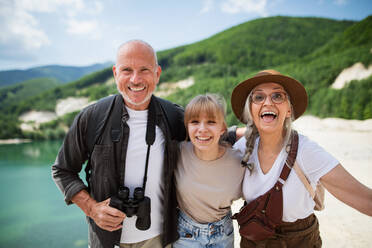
[109,186,151,230]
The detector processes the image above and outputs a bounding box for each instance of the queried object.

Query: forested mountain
[0,62,112,87]
[162,16,372,124]
[0,78,60,111]
[1,16,371,140]
[158,16,354,71]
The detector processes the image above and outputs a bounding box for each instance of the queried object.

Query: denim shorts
[173,210,234,248]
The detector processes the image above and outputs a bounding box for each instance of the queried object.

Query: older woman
[231,70,372,247]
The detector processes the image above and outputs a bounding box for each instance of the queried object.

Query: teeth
[129,86,145,92]
[261,111,277,117]
[196,136,210,141]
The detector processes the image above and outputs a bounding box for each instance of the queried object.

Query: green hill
[309,15,372,58]
[0,78,60,112]
[162,16,353,67]
[0,67,116,139]
[2,67,115,115]
[163,16,372,124]
[1,15,371,140]
[158,16,354,82]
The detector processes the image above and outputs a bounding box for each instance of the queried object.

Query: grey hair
[116,39,158,66]
[241,90,295,172]
[283,106,295,151]
[241,93,259,172]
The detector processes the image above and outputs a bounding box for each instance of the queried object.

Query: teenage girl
[173,94,245,248]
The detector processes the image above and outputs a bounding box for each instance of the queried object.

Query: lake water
[0,140,88,248]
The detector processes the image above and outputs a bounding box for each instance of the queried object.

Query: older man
[52,40,185,248]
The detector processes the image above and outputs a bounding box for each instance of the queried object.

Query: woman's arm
[320,164,372,216]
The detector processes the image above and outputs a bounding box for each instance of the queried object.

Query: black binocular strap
[111,97,157,193]
[142,97,156,190]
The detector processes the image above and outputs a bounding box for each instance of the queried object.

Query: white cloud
[0,1,50,54]
[64,1,103,38]
[66,18,101,39]
[0,0,103,61]
[201,0,214,13]
[220,0,268,16]
[89,1,103,15]
[62,0,102,17]
[15,0,83,13]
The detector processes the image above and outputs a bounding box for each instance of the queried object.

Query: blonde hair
[241,90,295,172]
[184,94,227,141]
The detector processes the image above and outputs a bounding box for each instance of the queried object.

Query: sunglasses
[250,91,287,104]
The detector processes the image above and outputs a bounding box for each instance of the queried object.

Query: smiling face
[250,82,292,134]
[113,41,161,110]
[187,113,226,154]
[184,95,227,159]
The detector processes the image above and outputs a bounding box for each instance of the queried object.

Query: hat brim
[231,74,308,123]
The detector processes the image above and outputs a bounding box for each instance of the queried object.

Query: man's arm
[52,107,126,231]
[226,125,246,145]
[236,126,246,140]
[52,109,91,204]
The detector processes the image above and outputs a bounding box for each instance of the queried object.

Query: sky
[0,0,371,71]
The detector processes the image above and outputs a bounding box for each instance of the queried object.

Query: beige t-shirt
[175,141,245,223]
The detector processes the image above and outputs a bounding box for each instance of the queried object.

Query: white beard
[118,88,152,108]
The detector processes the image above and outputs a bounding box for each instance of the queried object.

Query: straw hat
[231,69,308,123]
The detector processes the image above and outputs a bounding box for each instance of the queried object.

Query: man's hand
[236,126,246,140]
[90,198,126,232]
[71,190,126,232]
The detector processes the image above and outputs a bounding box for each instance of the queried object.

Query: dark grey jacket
[52,95,185,248]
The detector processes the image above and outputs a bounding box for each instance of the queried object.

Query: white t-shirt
[233,133,339,222]
[120,107,165,243]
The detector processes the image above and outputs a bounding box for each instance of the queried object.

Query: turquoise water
[0,140,88,248]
